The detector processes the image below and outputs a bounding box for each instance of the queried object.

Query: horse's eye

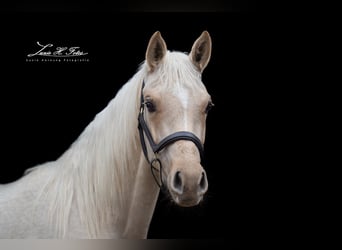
[145,101,156,112]
[205,101,214,113]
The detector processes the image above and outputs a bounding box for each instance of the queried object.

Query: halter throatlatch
[137,81,204,188]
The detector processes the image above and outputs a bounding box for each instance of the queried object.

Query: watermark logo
[26,41,89,62]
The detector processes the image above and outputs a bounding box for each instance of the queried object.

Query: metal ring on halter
[150,158,163,188]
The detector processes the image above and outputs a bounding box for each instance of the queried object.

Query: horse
[0,31,213,238]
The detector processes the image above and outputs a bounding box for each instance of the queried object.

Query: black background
[0,1,258,243]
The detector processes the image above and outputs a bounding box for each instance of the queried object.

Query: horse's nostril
[172,171,183,194]
[199,172,208,192]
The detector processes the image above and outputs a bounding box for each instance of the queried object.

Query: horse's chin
[169,191,203,207]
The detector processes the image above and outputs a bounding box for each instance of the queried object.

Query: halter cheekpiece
[137,80,204,188]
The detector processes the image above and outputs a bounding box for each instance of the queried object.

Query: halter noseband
[137,80,204,188]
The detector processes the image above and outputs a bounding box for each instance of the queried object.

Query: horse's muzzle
[168,166,208,207]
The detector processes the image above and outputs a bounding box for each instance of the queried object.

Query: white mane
[34,64,147,237]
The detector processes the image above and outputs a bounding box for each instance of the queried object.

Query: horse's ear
[146,31,167,72]
[190,31,212,73]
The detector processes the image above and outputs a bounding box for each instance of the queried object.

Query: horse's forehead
[171,82,204,100]
[149,81,207,105]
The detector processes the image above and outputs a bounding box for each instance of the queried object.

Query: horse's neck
[123,156,160,238]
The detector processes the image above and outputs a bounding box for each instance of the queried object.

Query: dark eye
[144,100,156,112]
[205,101,214,113]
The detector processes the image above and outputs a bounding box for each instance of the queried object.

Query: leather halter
[137,80,204,187]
